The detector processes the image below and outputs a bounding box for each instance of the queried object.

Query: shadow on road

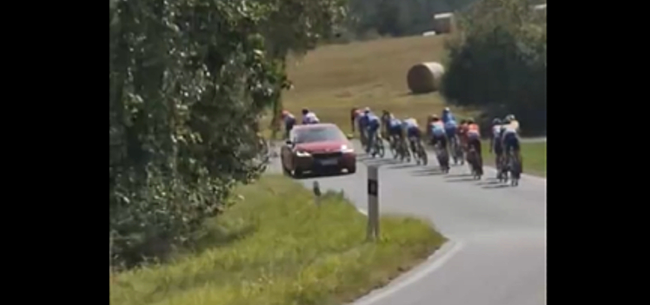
[445,177,477,183]
[476,179,500,186]
[411,167,445,176]
[444,173,472,178]
[482,184,511,189]
[361,158,402,167]
[386,163,421,170]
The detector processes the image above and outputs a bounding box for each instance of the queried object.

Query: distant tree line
[343,0,545,38]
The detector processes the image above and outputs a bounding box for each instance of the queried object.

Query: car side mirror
[346,133,354,140]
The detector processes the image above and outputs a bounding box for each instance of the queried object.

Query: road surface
[268,140,546,305]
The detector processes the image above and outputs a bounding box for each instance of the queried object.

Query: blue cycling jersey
[442,112,455,124]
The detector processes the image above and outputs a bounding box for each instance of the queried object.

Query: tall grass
[110,175,446,305]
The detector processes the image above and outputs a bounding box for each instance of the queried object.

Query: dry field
[280,34,478,134]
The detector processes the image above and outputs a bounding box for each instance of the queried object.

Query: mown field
[110,175,446,305]
[280,34,479,132]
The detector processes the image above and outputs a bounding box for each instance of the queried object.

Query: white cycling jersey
[501,123,517,135]
[403,118,418,128]
[303,112,318,124]
[492,125,502,138]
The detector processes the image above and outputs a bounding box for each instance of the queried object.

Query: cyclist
[430,115,448,155]
[380,110,391,139]
[383,111,403,149]
[351,107,363,133]
[458,119,468,151]
[500,117,522,172]
[466,118,483,165]
[441,107,456,124]
[402,117,421,155]
[506,114,519,132]
[301,108,319,124]
[489,118,504,170]
[362,108,381,154]
[443,114,459,153]
[281,110,296,139]
[356,108,369,147]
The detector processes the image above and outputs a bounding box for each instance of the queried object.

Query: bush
[441,0,546,135]
[109,0,347,269]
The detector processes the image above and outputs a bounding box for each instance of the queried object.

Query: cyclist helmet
[282,110,290,117]
[492,118,501,125]
[382,109,389,116]
[364,107,371,114]
[443,107,450,113]
[460,119,467,125]
[301,108,309,115]
[467,118,474,124]
[506,114,515,121]
[503,117,511,124]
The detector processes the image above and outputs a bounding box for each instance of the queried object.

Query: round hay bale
[406,62,445,94]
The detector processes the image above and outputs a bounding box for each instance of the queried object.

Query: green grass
[110,175,446,305]
[482,141,546,177]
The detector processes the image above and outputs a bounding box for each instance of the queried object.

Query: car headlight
[295,151,311,157]
[341,145,354,153]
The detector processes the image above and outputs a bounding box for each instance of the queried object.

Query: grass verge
[110,175,446,305]
[481,141,547,177]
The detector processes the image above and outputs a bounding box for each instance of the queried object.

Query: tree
[109,0,347,268]
[441,0,546,135]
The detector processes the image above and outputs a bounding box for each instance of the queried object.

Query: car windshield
[294,126,345,144]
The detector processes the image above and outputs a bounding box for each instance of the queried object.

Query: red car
[281,123,357,177]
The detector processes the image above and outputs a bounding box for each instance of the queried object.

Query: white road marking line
[352,240,465,305]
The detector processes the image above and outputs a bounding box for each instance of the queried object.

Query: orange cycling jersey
[467,123,480,137]
[458,123,468,143]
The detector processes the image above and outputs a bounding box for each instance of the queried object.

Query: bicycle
[507,150,522,186]
[411,137,428,165]
[451,136,464,165]
[369,132,385,158]
[499,150,521,186]
[396,136,411,162]
[434,142,450,173]
[466,144,483,179]
[388,135,399,159]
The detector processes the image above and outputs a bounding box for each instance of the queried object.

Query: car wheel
[347,166,356,174]
[293,168,303,178]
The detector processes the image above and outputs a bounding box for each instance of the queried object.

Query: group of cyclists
[280,106,522,174]
[280,108,320,138]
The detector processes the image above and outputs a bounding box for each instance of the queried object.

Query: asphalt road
[268,140,546,305]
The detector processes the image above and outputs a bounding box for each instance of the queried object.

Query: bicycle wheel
[376,136,385,158]
[389,138,398,159]
[419,144,428,165]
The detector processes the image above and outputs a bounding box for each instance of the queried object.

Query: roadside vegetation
[442,0,546,135]
[110,175,446,305]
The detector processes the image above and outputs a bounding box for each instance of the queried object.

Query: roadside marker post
[313,181,322,206]
[367,165,379,241]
